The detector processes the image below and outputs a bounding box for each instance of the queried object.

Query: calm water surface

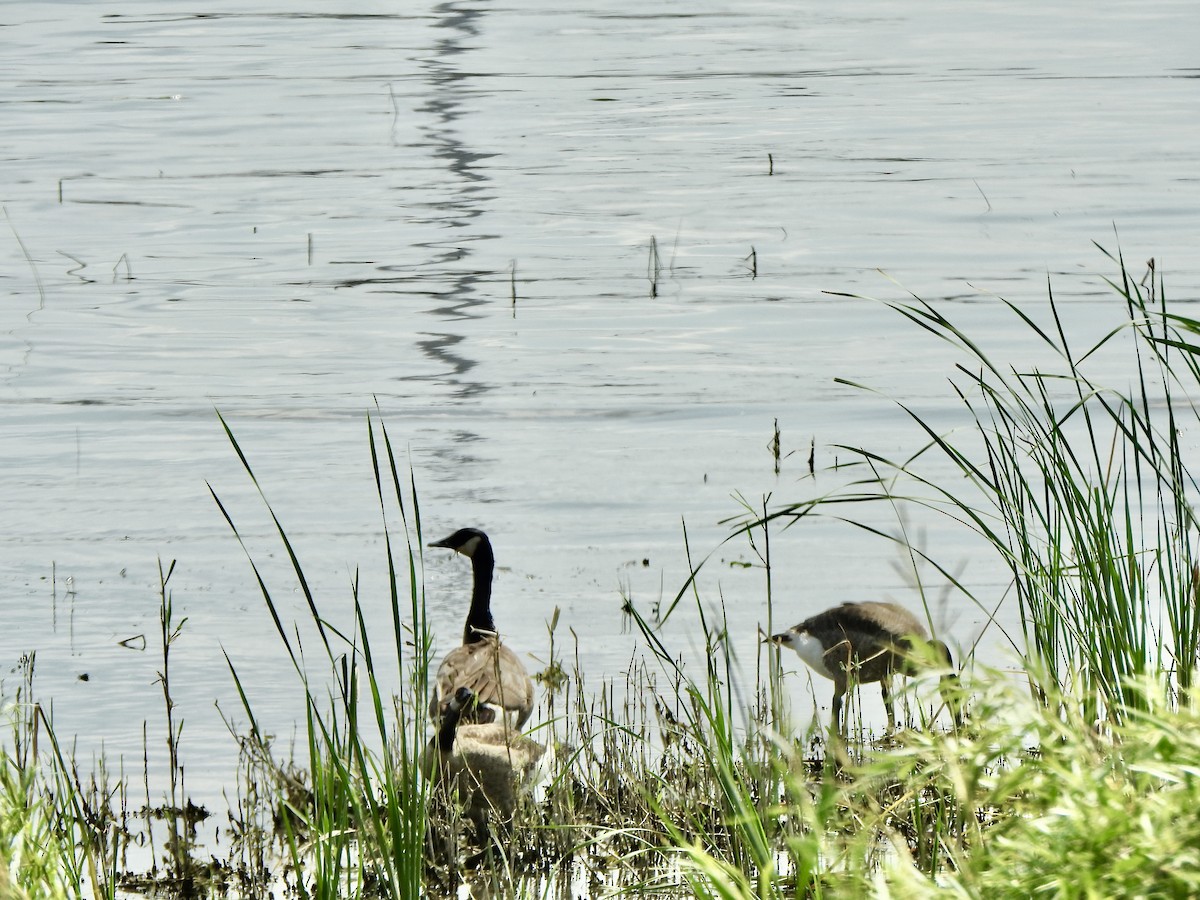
[2,0,1199,808]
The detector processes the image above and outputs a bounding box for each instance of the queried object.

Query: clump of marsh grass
[0,743,77,900]
[0,663,74,900]
[644,651,1200,899]
[902,676,1200,896]
[17,561,251,900]
[0,568,280,900]
[910,673,1200,898]
[627,248,1200,897]
[214,412,435,898]
[0,655,125,900]
[625,528,1200,899]
[758,246,1200,726]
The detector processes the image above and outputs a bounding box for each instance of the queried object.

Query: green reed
[0,655,122,900]
[750,247,1200,724]
[214,412,434,898]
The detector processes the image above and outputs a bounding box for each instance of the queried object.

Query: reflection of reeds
[648,236,662,298]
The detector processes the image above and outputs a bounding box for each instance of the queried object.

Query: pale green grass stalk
[0,656,118,899]
[621,523,796,898]
[154,558,194,880]
[0,741,72,900]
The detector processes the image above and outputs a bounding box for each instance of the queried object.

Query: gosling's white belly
[791,632,834,680]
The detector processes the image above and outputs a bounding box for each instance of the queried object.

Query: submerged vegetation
[4,248,1200,896]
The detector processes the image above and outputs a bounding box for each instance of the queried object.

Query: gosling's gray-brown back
[771,601,959,732]
[423,687,546,822]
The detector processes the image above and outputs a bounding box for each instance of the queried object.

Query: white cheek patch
[461,535,482,557]
[788,632,835,681]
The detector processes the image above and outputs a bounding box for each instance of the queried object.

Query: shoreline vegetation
[5,248,1200,898]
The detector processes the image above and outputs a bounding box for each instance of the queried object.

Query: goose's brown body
[428,528,535,728]
[428,637,534,727]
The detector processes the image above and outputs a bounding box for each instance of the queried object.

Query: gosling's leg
[830,681,847,735]
[880,677,896,733]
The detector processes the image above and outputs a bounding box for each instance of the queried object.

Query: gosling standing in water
[771,601,961,733]
[427,527,534,728]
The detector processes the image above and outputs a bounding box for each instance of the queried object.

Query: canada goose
[770,601,962,733]
[428,527,534,728]
[422,686,547,823]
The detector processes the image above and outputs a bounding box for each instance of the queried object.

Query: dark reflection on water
[403,0,500,397]
[416,331,487,398]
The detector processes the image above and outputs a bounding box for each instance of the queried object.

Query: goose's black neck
[438,702,464,753]
[463,538,496,644]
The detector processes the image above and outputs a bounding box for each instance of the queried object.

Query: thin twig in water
[973,179,992,212]
[4,205,46,311]
[113,253,132,282]
[57,251,90,283]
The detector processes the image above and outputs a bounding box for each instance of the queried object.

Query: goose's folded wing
[431,639,534,725]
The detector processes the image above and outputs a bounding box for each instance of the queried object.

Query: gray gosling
[428,527,534,728]
[422,686,546,823]
[770,601,962,733]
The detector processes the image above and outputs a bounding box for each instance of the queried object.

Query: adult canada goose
[770,601,962,733]
[422,686,547,823]
[428,527,535,728]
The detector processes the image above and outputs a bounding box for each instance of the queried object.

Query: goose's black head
[429,527,489,558]
[449,686,478,713]
[438,686,480,752]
